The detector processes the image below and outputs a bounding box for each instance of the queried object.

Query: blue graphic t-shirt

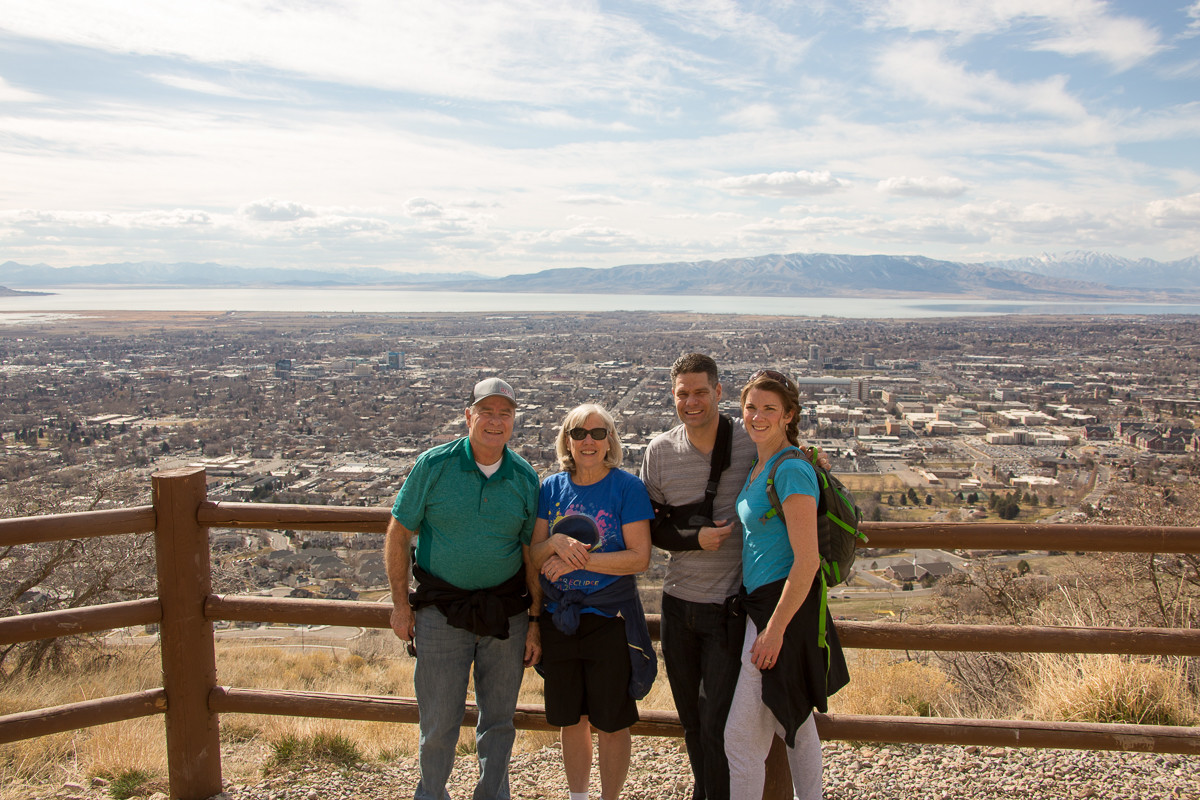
[537,468,654,602]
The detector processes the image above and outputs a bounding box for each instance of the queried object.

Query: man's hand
[390,603,415,642]
[524,621,541,667]
[698,520,733,551]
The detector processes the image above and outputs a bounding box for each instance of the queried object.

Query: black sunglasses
[750,368,792,386]
[568,426,608,441]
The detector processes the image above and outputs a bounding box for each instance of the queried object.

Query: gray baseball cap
[471,377,517,407]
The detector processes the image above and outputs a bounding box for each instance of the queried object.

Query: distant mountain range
[982,251,1200,291]
[2,251,1198,301]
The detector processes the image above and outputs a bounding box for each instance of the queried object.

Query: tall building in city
[808,344,821,369]
[388,351,404,370]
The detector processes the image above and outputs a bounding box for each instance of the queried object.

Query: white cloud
[241,198,317,222]
[875,40,1088,118]
[878,176,969,197]
[1147,193,1200,228]
[715,170,845,196]
[559,194,630,205]
[1185,2,1200,38]
[0,1,681,107]
[869,0,1164,70]
[403,198,446,218]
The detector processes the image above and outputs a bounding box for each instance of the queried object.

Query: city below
[3,309,1197,624]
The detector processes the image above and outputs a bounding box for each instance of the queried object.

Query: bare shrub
[923,565,1054,716]
[0,474,154,678]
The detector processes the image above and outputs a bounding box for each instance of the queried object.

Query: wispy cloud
[719,103,781,129]
[875,40,1089,118]
[0,2,1195,272]
[878,176,970,198]
[241,198,317,222]
[0,76,42,103]
[715,171,846,197]
[869,0,1164,70]
[559,194,632,206]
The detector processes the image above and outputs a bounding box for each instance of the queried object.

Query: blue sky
[1,0,1198,277]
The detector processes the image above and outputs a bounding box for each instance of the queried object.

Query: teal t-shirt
[392,437,539,590]
[736,447,819,593]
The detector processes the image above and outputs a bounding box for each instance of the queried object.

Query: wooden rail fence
[1,466,1198,799]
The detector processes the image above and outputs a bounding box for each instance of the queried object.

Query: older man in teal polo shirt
[385,377,541,800]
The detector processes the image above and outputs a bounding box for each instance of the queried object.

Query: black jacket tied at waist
[410,564,530,639]
[738,577,850,747]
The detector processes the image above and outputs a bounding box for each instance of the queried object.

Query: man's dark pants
[661,592,741,800]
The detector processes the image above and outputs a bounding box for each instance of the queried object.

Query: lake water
[2,287,1199,319]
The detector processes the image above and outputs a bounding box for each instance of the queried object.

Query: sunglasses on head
[568,427,608,441]
[750,368,791,386]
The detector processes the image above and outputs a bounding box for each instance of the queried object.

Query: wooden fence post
[153,467,222,800]
[762,734,792,799]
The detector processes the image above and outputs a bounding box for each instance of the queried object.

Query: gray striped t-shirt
[640,419,756,603]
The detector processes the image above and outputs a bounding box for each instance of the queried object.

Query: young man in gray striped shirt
[640,354,756,800]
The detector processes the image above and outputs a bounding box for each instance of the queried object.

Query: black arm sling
[650,413,733,551]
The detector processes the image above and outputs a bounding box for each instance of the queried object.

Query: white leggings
[724,620,822,800]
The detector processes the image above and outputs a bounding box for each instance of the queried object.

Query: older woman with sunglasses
[725,370,849,800]
[529,403,656,800]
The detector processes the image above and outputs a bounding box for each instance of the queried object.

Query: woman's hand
[549,532,592,571]
[750,625,785,670]
[541,554,576,582]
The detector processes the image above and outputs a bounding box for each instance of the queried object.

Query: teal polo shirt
[392,437,539,590]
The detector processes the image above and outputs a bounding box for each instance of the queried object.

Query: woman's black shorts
[539,612,638,733]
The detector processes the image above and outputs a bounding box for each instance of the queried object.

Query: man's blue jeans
[660,592,741,800]
[413,606,528,800]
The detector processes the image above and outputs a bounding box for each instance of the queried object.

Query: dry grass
[0,646,166,786]
[1021,652,1199,727]
[828,650,960,718]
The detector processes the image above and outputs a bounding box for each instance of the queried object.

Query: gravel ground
[25,738,1200,800]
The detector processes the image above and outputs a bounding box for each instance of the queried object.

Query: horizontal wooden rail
[0,505,156,547]
[206,594,391,628]
[819,713,1200,755]
[209,687,1200,755]
[211,687,684,739]
[0,599,161,646]
[198,501,388,533]
[207,595,1200,657]
[861,521,1200,554]
[836,620,1200,656]
[204,594,666,638]
[0,689,167,746]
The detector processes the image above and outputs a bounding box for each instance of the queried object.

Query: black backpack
[762,448,867,586]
